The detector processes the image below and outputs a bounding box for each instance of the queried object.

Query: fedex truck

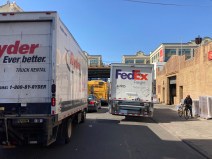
[109,63,154,117]
[0,12,88,146]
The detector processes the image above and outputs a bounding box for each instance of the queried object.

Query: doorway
[169,76,176,105]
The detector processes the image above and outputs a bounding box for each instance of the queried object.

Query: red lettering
[141,74,148,80]
[7,41,20,54]
[69,52,81,70]
[29,44,39,54]
[0,45,8,58]
[0,41,39,58]
[134,70,141,80]
[133,70,148,80]
[19,44,30,54]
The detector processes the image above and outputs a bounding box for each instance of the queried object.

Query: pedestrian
[184,95,193,117]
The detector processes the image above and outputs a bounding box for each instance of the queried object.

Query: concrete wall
[156,42,212,105]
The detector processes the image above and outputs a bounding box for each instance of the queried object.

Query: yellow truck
[88,80,108,105]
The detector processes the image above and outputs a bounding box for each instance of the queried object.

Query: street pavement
[153,104,212,159]
[1,104,211,159]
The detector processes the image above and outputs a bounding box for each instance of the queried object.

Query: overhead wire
[124,0,212,7]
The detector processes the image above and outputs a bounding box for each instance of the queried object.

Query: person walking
[184,95,193,118]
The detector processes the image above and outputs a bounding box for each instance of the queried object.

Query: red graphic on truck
[65,50,81,71]
[0,40,47,63]
[0,41,39,58]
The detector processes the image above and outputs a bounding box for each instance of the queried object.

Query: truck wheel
[81,110,86,123]
[64,119,73,144]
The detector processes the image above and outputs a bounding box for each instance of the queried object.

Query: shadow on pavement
[0,118,206,159]
[153,108,201,123]
[122,116,154,123]
[87,107,109,114]
[97,107,109,113]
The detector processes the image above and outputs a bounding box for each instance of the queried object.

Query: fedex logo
[116,69,148,80]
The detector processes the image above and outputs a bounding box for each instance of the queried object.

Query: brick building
[150,37,212,64]
[156,41,212,105]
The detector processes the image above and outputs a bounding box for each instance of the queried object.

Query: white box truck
[109,63,154,117]
[0,12,88,146]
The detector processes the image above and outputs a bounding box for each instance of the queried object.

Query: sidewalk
[153,104,212,159]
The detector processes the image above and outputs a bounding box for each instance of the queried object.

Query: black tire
[184,108,189,120]
[178,107,183,117]
[64,118,73,144]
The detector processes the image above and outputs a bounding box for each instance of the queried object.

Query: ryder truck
[109,63,154,117]
[0,12,88,146]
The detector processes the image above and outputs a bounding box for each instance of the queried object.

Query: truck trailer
[0,12,88,146]
[109,63,154,117]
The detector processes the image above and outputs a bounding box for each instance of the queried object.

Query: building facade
[122,51,150,64]
[84,52,103,67]
[156,41,212,105]
[150,37,212,64]
[0,1,23,12]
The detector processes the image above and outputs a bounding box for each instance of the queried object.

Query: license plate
[0,107,5,111]
[18,119,29,123]
[120,110,128,114]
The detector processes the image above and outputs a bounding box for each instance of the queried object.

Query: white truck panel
[110,63,154,117]
[55,18,87,116]
[0,21,51,103]
[111,64,153,102]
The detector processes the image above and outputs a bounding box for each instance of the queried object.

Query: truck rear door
[0,21,51,105]
[111,65,153,102]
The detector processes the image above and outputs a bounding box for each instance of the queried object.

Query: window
[125,59,134,64]
[178,49,191,60]
[165,49,176,62]
[135,59,144,64]
[90,59,98,64]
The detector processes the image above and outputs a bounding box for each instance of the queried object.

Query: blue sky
[3,0,212,63]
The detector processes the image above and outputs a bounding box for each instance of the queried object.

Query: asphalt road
[0,107,205,159]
